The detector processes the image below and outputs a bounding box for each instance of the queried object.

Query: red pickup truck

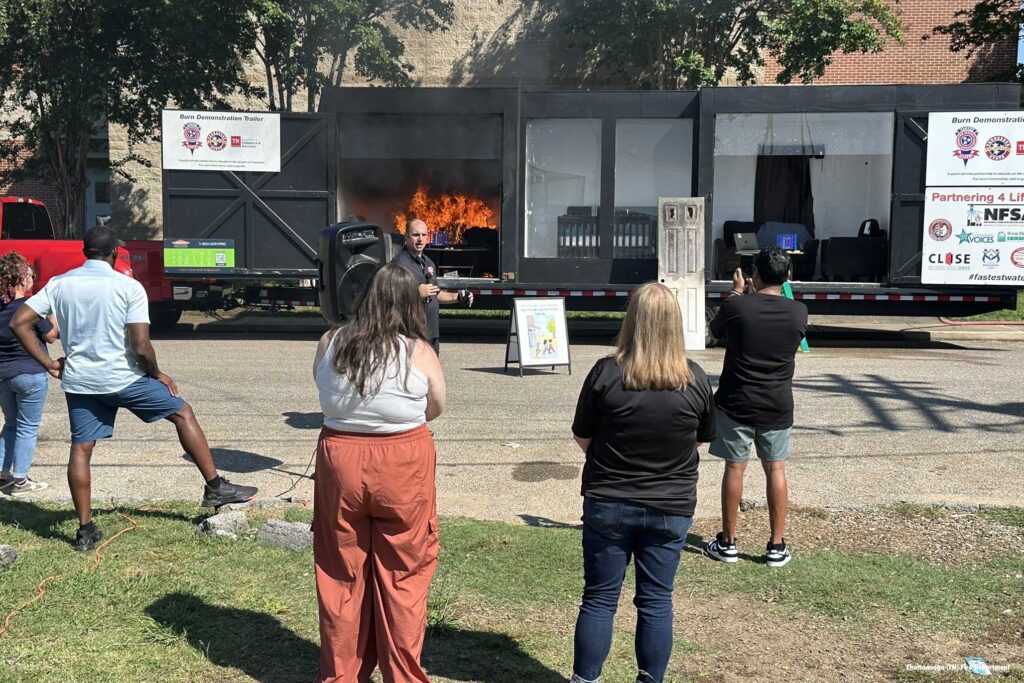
[0,196,204,331]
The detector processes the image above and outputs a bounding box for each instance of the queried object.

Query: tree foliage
[551,0,904,89]
[253,0,455,113]
[0,0,260,236]
[933,0,1023,83]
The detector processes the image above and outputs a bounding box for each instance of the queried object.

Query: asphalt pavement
[8,332,1023,524]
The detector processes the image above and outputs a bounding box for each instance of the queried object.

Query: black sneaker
[73,526,104,552]
[704,532,739,563]
[766,539,792,568]
[201,478,258,508]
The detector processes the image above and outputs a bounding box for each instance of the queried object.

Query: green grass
[956,291,1024,321]
[0,503,1020,682]
[982,507,1024,529]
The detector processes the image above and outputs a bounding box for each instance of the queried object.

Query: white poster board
[161,110,280,172]
[922,188,1024,285]
[505,298,571,375]
[927,112,1024,186]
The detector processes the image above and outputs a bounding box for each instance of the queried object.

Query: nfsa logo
[928,252,971,265]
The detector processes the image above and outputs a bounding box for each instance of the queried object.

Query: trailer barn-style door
[889,111,930,284]
[163,113,336,275]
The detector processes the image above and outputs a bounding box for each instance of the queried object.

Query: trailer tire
[149,305,183,333]
[705,303,722,348]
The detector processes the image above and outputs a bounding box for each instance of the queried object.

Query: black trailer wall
[162,84,1021,289]
[163,113,336,275]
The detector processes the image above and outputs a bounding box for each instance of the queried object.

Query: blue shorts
[708,410,792,463]
[65,376,186,444]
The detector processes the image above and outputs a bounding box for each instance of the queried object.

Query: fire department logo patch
[207,131,227,152]
[954,126,980,166]
[985,135,1011,161]
[182,122,203,154]
[928,219,953,241]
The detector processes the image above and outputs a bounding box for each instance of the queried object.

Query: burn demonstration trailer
[162,83,1020,316]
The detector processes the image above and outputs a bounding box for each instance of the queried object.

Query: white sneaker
[765,539,792,568]
[10,478,48,496]
[0,471,14,491]
[704,532,739,563]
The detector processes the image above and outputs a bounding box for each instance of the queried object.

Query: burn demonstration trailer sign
[922,189,1024,285]
[924,111,1024,285]
[927,112,1024,186]
[161,110,280,172]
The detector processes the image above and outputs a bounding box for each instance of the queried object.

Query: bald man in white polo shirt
[11,227,257,551]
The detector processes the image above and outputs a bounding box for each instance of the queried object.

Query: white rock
[197,511,249,540]
[0,544,17,569]
[256,519,313,551]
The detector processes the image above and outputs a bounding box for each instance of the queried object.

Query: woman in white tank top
[311,264,446,683]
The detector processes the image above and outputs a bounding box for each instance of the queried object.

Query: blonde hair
[614,282,693,391]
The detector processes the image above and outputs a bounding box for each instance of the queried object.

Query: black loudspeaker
[317,222,397,324]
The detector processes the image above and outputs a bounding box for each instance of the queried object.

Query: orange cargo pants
[313,424,439,683]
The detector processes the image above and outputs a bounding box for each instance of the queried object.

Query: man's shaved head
[405,219,429,256]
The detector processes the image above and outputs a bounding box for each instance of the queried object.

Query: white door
[658,198,706,351]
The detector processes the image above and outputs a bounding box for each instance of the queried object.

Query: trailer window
[525,119,602,259]
[711,112,894,281]
[2,203,54,240]
[614,119,693,259]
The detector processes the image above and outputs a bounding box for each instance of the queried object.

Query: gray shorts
[708,411,792,463]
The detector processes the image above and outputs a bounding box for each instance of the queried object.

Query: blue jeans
[573,497,693,683]
[0,372,49,479]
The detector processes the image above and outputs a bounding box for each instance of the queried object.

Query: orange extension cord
[0,512,139,638]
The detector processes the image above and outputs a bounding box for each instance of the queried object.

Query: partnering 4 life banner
[161,110,281,173]
[922,188,1024,285]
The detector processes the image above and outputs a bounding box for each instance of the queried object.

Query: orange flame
[394,185,497,244]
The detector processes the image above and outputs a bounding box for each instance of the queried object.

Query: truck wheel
[149,305,183,333]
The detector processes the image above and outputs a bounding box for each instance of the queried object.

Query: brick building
[0,149,84,234]
[763,0,1018,85]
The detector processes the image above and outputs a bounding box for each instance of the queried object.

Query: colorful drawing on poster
[511,298,571,370]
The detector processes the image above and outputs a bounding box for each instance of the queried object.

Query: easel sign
[504,297,572,376]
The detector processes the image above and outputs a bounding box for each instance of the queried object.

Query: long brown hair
[614,282,693,391]
[331,264,430,397]
[0,252,31,305]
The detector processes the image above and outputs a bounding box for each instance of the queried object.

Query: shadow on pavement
[147,592,318,683]
[181,448,284,474]
[283,411,323,430]
[424,624,565,682]
[793,373,1024,434]
[465,366,574,377]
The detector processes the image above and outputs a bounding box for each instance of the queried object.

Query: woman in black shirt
[570,282,715,683]
[0,252,58,495]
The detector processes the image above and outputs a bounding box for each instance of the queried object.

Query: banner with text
[163,239,236,275]
[927,112,1024,186]
[161,110,280,172]
[922,188,1024,285]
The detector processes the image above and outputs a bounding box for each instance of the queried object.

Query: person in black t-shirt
[0,253,58,496]
[570,282,715,683]
[391,219,472,355]
[704,247,807,569]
